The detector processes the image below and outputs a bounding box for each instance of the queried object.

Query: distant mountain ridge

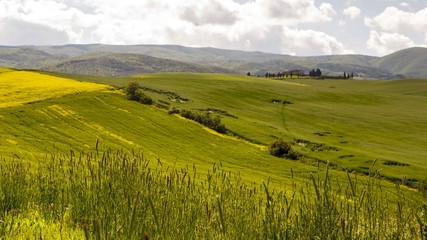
[0,44,425,79]
[43,52,233,76]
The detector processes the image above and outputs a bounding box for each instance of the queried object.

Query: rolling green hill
[2,68,426,183]
[1,68,426,238]
[0,69,314,186]
[49,72,427,184]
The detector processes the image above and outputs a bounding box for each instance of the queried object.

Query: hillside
[1,44,426,78]
[1,69,426,238]
[0,46,63,68]
[31,45,427,79]
[373,47,427,78]
[0,67,108,108]
[0,68,313,186]
[46,72,427,184]
[3,68,427,183]
[42,52,233,77]
[234,59,398,79]
[34,44,292,65]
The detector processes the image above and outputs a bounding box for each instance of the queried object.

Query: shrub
[168,107,180,115]
[269,139,299,160]
[180,110,227,134]
[135,89,153,105]
[124,81,153,105]
[383,160,410,166]
[125,81,140,100]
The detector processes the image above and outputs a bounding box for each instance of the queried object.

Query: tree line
[249,69,355,79]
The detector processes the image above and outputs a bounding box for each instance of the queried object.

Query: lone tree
[125,81,140,101]
[124,81,153,105]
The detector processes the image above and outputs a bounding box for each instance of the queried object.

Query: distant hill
[0,46,63,68]
[42,52,233,77]
[372,47,427,79]
[0,44,426,79]
[34,44,292,64]
[233,59,398,79]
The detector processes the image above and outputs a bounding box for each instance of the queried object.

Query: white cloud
[0,0,351,55]
[180,0,238,26]
[365,6,427,54]
[281,27,353,55]
[365,7,427,33]
[319,3,337,19]
[367,30,416,55]
[343,6,361,19]
[242,0,337,26]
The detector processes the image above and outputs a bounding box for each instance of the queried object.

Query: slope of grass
[0,90,319,187]
[0,68,109,108]
[53,72,427,183]
[0,70,426,238]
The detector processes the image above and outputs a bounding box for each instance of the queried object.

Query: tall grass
[0,150,425,239]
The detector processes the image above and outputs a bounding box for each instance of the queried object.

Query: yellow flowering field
[0,68,109,108]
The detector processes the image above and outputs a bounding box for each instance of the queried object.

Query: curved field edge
[1,150,425,239]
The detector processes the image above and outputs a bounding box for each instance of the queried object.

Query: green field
[4,71,427,183]
[1,89,321,186]
[51,72,427,183]
[1,69,427,238]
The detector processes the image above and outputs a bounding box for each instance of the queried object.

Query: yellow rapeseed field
[0,68,109,108]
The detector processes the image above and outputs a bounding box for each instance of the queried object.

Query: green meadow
[1,69,427,239]
[1,89,319,186]
[55,72,427,183]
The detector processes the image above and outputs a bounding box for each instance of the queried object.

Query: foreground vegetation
[1,150,426,239]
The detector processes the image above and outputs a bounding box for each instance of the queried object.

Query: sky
[0,0,426,56]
